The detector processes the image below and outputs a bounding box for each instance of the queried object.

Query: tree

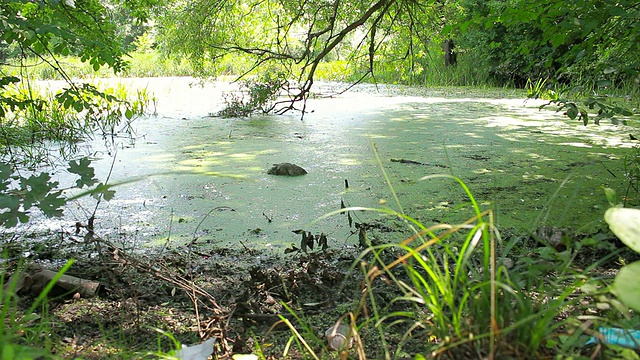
[1,0,125,80]
[155,0,639,118]
[0,0,158,111]
[155,0,445,115]
[453,0,640,89]
[0,0,157,164]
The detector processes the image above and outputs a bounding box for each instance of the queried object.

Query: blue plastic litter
[586,327,640,349]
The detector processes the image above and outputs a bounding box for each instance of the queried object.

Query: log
[12,267,101,298]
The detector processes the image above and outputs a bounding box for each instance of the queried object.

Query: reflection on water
[9,78,638,252]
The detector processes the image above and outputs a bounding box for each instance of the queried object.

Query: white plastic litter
[175,338,216,360]
[231,354,259,360]
[325,322,353,351]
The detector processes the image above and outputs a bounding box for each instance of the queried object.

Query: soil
[3,218,639,359]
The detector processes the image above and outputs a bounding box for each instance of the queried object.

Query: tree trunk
[444,39,457,66]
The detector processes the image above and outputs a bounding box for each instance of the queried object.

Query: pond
[19,77,639,253]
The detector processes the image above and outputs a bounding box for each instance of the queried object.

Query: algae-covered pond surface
[22,78,640,252]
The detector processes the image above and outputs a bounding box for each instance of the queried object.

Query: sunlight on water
[14,78,639,253]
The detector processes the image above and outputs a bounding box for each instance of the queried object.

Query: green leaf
[2,343,15,360]
[125,108,133,120]
[613,107,634,116]
[0,76,20,88]
[0,207,30,228]
[73,101,84,112]
[603,187,618,206]
[613,261,640,312]
[585,112,593,125]
[548,32,566,47]
[609,7,628,16]
[92,183,116,201]
[67,158,98,188]
[39,191,65,217]
[566,105,578,120]
[0,193,21,214]
[23,173,58,210]
[0,164,13,189]
[605,207,640,253]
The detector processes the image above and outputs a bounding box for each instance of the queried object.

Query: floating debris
[267,163,308,176]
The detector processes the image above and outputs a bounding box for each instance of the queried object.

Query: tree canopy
[454,0,640,87]
[1,0,638,118]
[0,0,157,114]
[155,0,453,112]
[151,0,639,113]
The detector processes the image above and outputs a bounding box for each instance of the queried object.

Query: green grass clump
[0,260,74,360]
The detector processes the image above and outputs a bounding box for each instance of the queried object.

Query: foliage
[218,70,289,117]
[448,1,558,87]
[537,92,635,125]
[1,0,125,75]
[154,0,448,112]
[525,77,557,101]
[153,0,639,118]
[452,0,640,90]
[605,206,640,313]
[0,80,151,167]
[102,0,153,52]
[0,156,115,228]
[1,51,198,79]
[0,0,156,144]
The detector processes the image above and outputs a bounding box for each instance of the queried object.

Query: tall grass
[1,52,199,80]
[2,44,500,89]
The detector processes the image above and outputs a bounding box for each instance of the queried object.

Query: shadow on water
[10,78,640,253]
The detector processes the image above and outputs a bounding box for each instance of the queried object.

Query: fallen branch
[390,158,449,168]
[92,235,231,353]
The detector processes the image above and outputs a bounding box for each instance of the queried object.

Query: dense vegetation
[1,0,640,359]
[4,0,638,120]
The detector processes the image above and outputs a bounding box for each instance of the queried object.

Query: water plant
[0,79,152,167]
[218,69,289,118]
[525,77,557,101]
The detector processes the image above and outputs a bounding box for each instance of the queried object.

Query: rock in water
[267,163,308,176]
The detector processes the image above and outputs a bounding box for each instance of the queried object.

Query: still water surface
[21,77,638,252]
